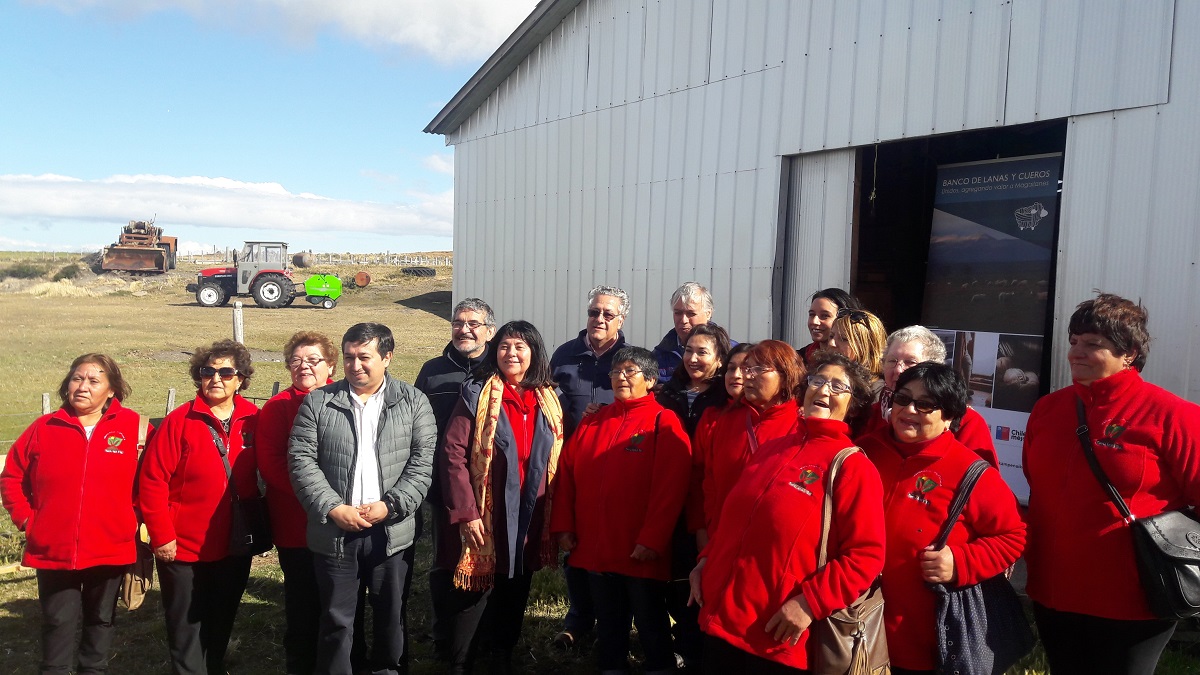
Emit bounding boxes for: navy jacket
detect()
[550,329,628,438]
[416,342,489,507]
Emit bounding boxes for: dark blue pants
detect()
[1033,602,1177,675]
[157,555,252,675]
[443,569,534,669]
[563,555,596,634]
[702,636,808,674]
[588,572,674,673]
[313,528,414,675]
[277,546,322,675]
[36,566,124,674]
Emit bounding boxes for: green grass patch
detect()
[51,264,81,281]
[0,262,49,280]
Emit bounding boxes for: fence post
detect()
[166,388,176,414]
[42,393,50,415]
[272,381,281,396]
[233,302,244,343]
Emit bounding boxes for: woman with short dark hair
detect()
[799,288,862,366]
[139,339,260,675]
[1,354,145,674]
[860,362,1025,674]
[1024,293,1200,675]
[437,320,565,673]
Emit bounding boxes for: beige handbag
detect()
[807,447,890,675]
[120,415,153,611]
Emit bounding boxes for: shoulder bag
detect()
[120,414,154,611]
[1074,398,1200,619]
[929,459,1034,675]
[808,446,890,675]
[209,424,273,557]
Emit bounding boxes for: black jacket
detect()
[550,329,629,439]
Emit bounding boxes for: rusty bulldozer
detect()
[100,220,178,273]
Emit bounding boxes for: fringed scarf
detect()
[453,374,563,591]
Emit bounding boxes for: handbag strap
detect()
[745,412,759,455]
[931,459,991,550]
[137,414,149,459]
[206,423,240,501]
[817,446,862,569]
[1074,398,1136,523]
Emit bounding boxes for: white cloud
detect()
[422,153,454,176]
[33,0,539,63]
[0,173,453,240]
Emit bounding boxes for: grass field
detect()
[0,252,1197,673]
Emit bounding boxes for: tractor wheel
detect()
[196,282,227,308]
[321,297,335,309]
[251,273,293,309]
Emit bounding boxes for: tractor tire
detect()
[401,266,436,277]
[251,273,293,309]
[196,282,227,308]
[321,297,336,309]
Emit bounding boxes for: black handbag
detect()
[1074,399,1200,619]
[930,459,1035,675]
[208,425,273,557]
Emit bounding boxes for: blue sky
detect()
[0,0,537,253]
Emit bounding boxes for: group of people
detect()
[2,282,1198,675]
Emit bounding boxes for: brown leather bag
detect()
[808,447,890,675]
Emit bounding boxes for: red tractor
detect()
[186,241,296,308]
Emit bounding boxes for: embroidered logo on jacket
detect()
[104,432,126,454]
[625,431,649,452]
[907,471,942,505]
[788,465,822,495]
[1096,418,1128,450]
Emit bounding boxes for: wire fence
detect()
[182,250,453,267]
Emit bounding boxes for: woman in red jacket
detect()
[255,331,336,675]
[139,339,259,675]
[1024,293,1200,675]
[701,340,804,537]
[688,351,884,672]
[691,341,753,549]
[1,354,143,674]
[860,362,1025,674]
[553,346,692,674]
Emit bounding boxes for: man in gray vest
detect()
[290,322,437,675]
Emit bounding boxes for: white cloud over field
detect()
[31,0,538,62]
[0,173,452,239]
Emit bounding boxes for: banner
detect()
[920,154,1062,500]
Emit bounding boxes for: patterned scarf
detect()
[453,374,563,591]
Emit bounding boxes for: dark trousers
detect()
[277,547,322,675]
[589,572,674,673]
[157,555,252,675]
[443,570,534,669]
[36,566,124,674]
[1033,602,1177,675]
[702,635,808,674]
[314,528,415,675]
[667,523,702,666]
[563,555,596,634]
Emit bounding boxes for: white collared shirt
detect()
[348,380,387,507]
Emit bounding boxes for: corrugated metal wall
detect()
[445,0,1196,398]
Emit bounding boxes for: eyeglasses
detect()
[588,308,622,321]
[892,391,941,414]
[608,367,643,379]
[743,365,775,377]
[836,308,870,324]
[807,374,852,395]
[288,356,326,369]
[200,366,242,380]
[451,320,489,331]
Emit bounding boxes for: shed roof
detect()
[423,0,584,136]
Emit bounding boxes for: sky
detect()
[0,0,539,254]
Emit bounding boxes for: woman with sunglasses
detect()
[255,331,337,675]
[798,288,863,367]
[859,362,1024,674]
[689,351,885,672]
[1,354,144,674]
[139,339,260,675]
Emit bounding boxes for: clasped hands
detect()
[329,502,389,532]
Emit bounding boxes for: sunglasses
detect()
[892,391,941,414]
[836,308,870,324]
[588,308,622,321]
[807,374,852,395]
[200,366,242,380]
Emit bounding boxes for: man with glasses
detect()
[548,284,632,650]
[289,322,437,675]
[415,298,496,662]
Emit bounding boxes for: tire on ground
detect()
[401,266,436,277]
[250,273,293,308]
[196,282,227,308]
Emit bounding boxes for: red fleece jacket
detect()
[861,428,1025,670]
[551,394,691,580]
[1023,368,1200,620]
[256,386,312,548]
[139,394,259,562]
[858,401,999,469]
[697,417,885,670]
[700,399,800,535]
[1,400,147,570]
